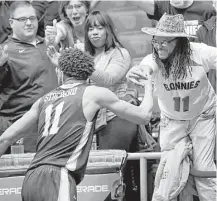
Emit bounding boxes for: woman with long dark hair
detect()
[85,11,143,201]
[84,10,136,151]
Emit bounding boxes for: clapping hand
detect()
[47,46,75,67]
[47,46,61,67]
[0,45,8,67]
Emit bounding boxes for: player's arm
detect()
[0,99,41,156]
[93,79,153,125]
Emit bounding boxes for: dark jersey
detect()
[28,83,96,184]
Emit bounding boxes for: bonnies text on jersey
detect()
[44,88,78,102]
[163,80,200,91]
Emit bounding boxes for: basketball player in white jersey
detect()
[127,13,216,201]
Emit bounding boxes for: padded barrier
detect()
[0,150,127,177]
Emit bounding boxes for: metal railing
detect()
[127,152,216,201]
[127,152,161,201]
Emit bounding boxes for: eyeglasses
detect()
[151,38,177,48]
[65,4,84,12]
[11,16,37,23]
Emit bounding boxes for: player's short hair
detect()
[58,48,95,80]
[9,1,36,18]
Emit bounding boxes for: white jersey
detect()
[140,42,216,120]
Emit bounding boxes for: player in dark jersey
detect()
[0,48,153,201]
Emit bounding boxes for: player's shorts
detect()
[22,165,77,201]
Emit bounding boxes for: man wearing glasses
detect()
[0,1,58,153]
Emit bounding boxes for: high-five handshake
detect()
[126,64,154,88]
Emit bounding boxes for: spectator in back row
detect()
[92,0,216,23]
[45,0,99,50]
[0,1,58,153]
[45,0,90,50]
[130,0,216,22]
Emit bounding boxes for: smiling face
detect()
[65,0,88,27]
[153,36,177,59]
[88,20,107,49]
[9,5,38,42]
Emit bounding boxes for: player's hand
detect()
[0,45,8,66]
[45,19,58,46]
[126,65,152,87]
[47,45,60,67]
